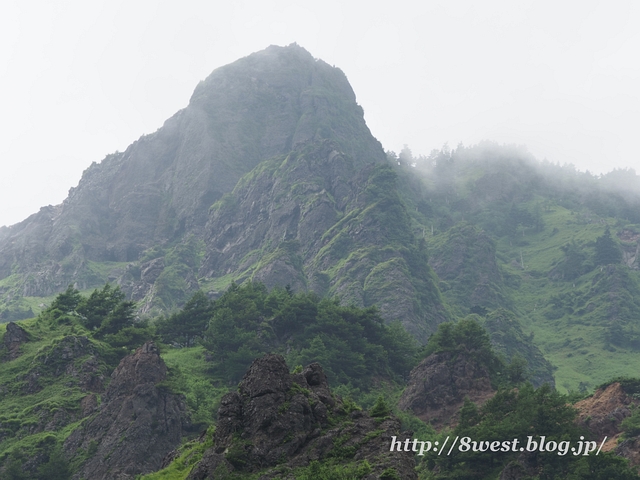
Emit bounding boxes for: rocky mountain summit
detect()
[0,43,445,339]
[187,354,417,480]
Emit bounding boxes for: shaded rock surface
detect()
[398,351,495,428]
[1,321,29,360]
[616,437,640,469]
[0,44,447,341]
[187,354,417,480]
[17,334,107,396]
[64,341,190,479]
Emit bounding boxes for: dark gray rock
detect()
[65,341,190,480]
[188,354,417,480]
[0,44,383,311]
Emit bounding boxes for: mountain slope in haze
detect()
[5,42,639,392]
[394,143,640,391]
[0,44,447,340]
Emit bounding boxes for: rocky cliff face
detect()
[64,342,190,479]
[187,354,417,479]
[0,45,376,294]
[397,351,495,428]
[0,44,447,339]
[1,44,380,271]
[1,322,29,360]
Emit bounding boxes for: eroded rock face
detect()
[64,341,190,480]
[616,437,640,468]
[575,382,635,454]
[2,322,29,360]
[188,354,416,480]
[0,44,385,311]
[398,351,495,428]
[0,45,448,340]
[33,335,106,392]
[199,142,447,342]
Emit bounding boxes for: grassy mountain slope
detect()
[395,143,640,392]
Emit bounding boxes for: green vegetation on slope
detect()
[157,281,420,389]
[420,383,640,479]
[393,142,640,393]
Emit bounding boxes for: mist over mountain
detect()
[3,43,640,479]
[0,44,447,340]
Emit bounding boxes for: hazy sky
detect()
[1,0,639,227]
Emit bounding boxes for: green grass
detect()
[490,202,640,393]
[137,426,215,480]
[159,346,230,426]
[0,317,113,469]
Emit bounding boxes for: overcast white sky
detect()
[1,0,639,227]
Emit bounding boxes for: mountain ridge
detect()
[2,44,425,326]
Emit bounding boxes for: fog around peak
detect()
[1,0,639,227]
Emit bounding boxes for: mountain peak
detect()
[0,45,388,318]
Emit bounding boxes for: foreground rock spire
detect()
[188,354,417,479]
[64,342,190,479]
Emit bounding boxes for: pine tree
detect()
[595,227,622,266]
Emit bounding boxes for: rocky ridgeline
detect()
[0,44,388,317]
[187,354,417,479]
[64,342,190,480]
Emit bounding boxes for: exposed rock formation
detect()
[1,321,29,360]
[64,342,190,479]
[0,44,385,310]
[398,351,495,428]
[618,229,640,270]
[22,335,106,394]
[616,437,640,469]
[576,382,633,450]
[187,354,417,479]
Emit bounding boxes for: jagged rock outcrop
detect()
[1,321,29,360]
[64,341,190,479]
[187,354,417,480]
[398,351,495,428]
[0,44,449,338]
[616,437,640,469]
[618,229,640,270]
[429,222,508,311]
